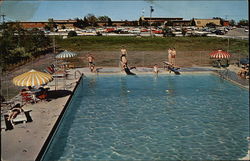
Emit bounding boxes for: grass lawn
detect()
[55,36,249,55]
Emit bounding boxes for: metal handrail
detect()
[74,70,82,79]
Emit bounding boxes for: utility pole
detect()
[1,14,6,24]
[149,6,154,37]
[53,35,56,53]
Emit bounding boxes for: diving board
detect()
[163,61,181,75]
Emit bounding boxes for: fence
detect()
[0,50,248,101]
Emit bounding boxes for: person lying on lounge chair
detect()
[7,104,23,123]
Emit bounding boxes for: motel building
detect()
[193,18,221,27]
[5,17,228,31]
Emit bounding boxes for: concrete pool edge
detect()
[35,68,248,160]
[37,70,249,160]
[35,74,84,161]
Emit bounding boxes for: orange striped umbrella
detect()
[13,69,53,86]
[209,50,231,59]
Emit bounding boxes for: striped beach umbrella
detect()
[209,50,231,59]
[13,69,53,86]
[55,50,77,59]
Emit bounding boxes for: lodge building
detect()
[6,17,226,30]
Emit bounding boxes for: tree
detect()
[98,16,112,26]
[48,18,57,31]
[237,19,249,27]
[98,16,110,21]
[0,23,51,71]
[85,14,98,27]
[229,19,236,26]
[73,18,88,28]
[108,18,112,26]
[191,18,196,26]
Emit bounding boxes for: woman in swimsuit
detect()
[168,48,172,65]
[8,104,23,122]
[120,46,127,57]
[171,48,176,66]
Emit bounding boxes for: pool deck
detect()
[1,67,249,161]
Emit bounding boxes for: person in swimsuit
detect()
[153,64,159,74]
[120,54,128,70]
[120,46,128,70]
[87,54,95,72]
[7,104,23,124]
[168,48,172,65]
[171,48,176,66]
[120,46,128,57]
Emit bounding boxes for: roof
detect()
[193,18,220,21]
[53,20,77,23]
[171,20,191,22]
[141,17,183,20]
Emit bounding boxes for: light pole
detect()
[150,6,154,37]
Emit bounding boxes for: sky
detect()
[0,0,249,22]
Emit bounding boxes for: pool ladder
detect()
[74,70,84,79]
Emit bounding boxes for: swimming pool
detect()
[42,74,249,160]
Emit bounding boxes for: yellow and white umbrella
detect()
[13,69,53,86]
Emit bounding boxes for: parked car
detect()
[215,30,225,35]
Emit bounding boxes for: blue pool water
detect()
[43,74,249,160]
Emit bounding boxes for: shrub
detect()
[68,31,77,37]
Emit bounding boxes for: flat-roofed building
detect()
[171,20,192,27]
[53,20,76,29]
[139,16,183,26]
[97,20,138,26]
[193,19,221,27]
[7,21,48,29]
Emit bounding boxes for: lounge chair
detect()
[44,65,68,78]
[36,87,49,100]
[1,114,7,131]
[12,112,28,125]
[2,114,14,130]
